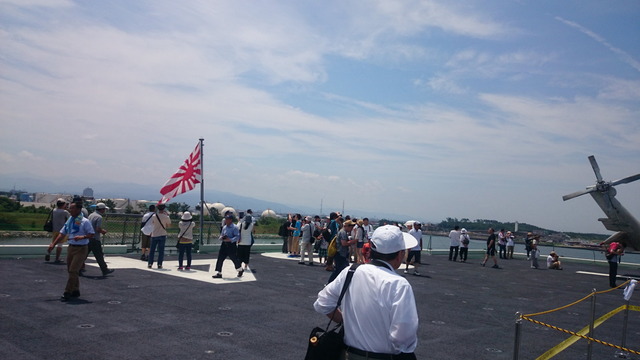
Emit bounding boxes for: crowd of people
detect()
[41,201,628,359]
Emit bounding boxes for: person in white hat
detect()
[459,228,470,262]
[314,225,419,358]
[177,211,195,270]
[86,202,114,277]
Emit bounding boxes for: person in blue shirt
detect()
[48,202,94,301]
[212,215,244,279]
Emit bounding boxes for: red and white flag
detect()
[159,142,202,204]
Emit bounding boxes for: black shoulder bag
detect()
[305,264,359,360]
[43,209,54,232]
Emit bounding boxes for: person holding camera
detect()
[212,214,244,279]
[148,203,171,269]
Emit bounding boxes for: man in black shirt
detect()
[481,227,500,269]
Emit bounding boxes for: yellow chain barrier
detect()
[516,279,639,358]
[523,280,630,318]
[521,311,640,358]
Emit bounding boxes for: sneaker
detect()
[413,272,420,276]
[307,263,315,266]
[403,270,408,274]
[45,254,50,262]
[212,273,222,278]
[492,265,500,269]
[157,265,162,269]
[481,262,486,267]
[140,255,146,261]
[237,269,244,278]
[185,267,190,270]
[298,262,305,265]
[178,267,183,270]
[148,265,152,269]
[60,292,72,301]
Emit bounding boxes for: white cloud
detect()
[556,16,640,73]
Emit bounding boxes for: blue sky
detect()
[1,0,639,234]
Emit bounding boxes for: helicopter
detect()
[562,155,640,251]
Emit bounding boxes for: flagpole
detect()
[198,138,204,252]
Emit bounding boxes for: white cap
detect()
[370,225,418,254]
[96,202,109,210]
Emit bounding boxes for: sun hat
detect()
[370,225,418,254]
[461,228,467,234]
[343,220,356,227]
[413,221,421,226]
[181,212,192,221]
[96,202,109,210]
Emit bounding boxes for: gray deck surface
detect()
[1,251,639,360]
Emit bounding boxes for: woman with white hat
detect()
[459,228,470,262]
[177,212,195,270]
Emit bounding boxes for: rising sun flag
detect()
[159,142,202,204]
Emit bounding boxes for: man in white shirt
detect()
[139,204,155,261]
[362,218,373,241]
[314,225,419,359]
[448,225,461,261]
[405,221,423,276]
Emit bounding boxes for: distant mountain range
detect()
[0,173,412,221]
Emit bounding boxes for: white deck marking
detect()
[576,270,608,277]
[85,256,256,285]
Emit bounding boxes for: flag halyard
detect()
[159,142,202,204]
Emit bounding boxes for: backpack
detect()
[327,236,338,258]
[605,242,621,260]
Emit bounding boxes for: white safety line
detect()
[85,256,256,285]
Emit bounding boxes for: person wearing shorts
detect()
[481,227,500,269]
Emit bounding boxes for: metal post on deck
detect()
[513,312,522,360]
[616,282,632,359]
[587,288,597,360]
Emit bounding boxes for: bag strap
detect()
[155,212,166,230]
[325,263,360,331]
[177,222,192,239]
[141,213,153,228]
[44,208,53,224]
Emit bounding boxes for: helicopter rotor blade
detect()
[588,155,603,182]
[562,187,596,201]
[610,173,640,187]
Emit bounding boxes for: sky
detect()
[1,0,639,235]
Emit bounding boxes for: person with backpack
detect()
[237,209,255,272]
[459,228,470,262]
[139,204,155,261]
[148,203,171,269]
[299,216,315,266]
[278,216,290,253]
